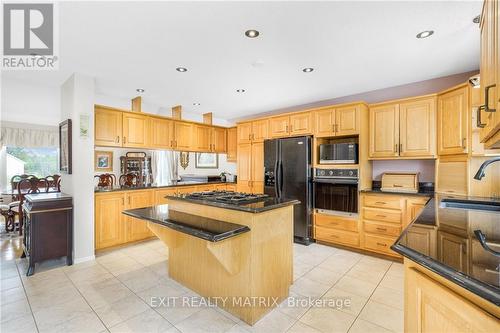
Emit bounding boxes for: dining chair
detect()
[94,173,116,189]
[119,173,139,188]
[15,177,49,236]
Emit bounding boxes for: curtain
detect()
[1,122,58,148]
[152,150,178,186]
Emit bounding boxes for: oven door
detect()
[313,178,358,214]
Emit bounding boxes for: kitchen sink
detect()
[440,198,500,212]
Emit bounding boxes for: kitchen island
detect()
[123,192,299,325]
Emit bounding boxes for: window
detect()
[6,147,59,183]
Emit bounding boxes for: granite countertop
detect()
[24,192,73,202]
[392,194,500,306]
[166,194,300,213]
[123,205,250,242]
[94,180,235,193]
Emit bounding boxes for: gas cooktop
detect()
[184,191,269,204]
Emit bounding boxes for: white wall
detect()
[1,76,61,126]
[60,73,96,263]
[178,152,236,177]
[372,160,435,183]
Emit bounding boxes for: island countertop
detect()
[123,205,250,242]
[391,194,500,306]
[165,194,300,213]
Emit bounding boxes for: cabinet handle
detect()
[116,136,120,143]
[376,242,387,247]
[122,198,124,205]
[290,125,293,132]
[285,125,288,132]
[476,105,486,128]
[376,227,387,231]
[252,133,255,140]
[394,144,398,153]
[335,124,338,132]
[376,214,386,218]
[484,84,497,113]
[332,124,335,132]
[375,201,386,205]
[399,143,403,152]
[123,136,126,144]
[462,138,466,149]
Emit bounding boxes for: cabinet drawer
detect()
[363,207,402,224]
[363,221,401,237]
[363,195,404,210]
[314,213,358,232]
[364,234,399,256]
[314,226,359,247]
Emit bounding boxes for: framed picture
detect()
[195,153,218,169]
[59,119,72,174]
[94,151,113,172]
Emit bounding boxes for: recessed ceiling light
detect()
[416,30,434,39]
[193,102,201,106]
[473,15,481,24]
[236,89,246,93]
[245,30,260,38]
[176,67,188,72]
[136,88,145,93]
[302,68,314,73]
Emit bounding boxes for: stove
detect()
[185,191,269,204]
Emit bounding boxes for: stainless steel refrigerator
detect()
[264,136,313,244]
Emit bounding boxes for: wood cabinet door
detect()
[437,87,469,155]
[436,158,469,195]
[193,125,211,151]
[95,193,125,249]
[479,0,499,143]
[400,97,436,157]
[95,108,122,147]
[437,231,469,273]
[123,113,149,148]
[369,104,400,158]
[154,188,178,205]
[174,122,193,150]
[251,119,269,142]
[314,109,335,137]
[212,127,227,153]
[125,190,154,242]
[237,143,252,191]
[270,116,290,138]
[226,127,237,162]
[289,112,312,136]
[251,142,264,193]
[237,122,252,144]
[404,226,435,257]
[335,105,359,136]
[150,117,174,149]
[405,268,499,333]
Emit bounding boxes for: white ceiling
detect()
[3,1,482,121]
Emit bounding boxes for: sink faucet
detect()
[473,157,500,180]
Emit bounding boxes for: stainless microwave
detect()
[319,143,358,164]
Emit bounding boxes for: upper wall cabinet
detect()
[399,97,436,157]
[237,119,269,144]
[369,97,437,159]
[479,0,500,148]
[122,112,149,148]
[269,112,312,138]
[149,116,174,149]
[174,121,194,150]
[193,125,212,151]
[95,107,123,147]
[211,127,227,153]
[314,104,360,137]
[226,127,237,162]
[437,86,469,156]
[369,103,400,158]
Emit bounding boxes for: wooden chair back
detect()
[119,173,138,188]
[44,175,61,192]
[94,174,116,188]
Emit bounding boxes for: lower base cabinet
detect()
[405,264,499,332]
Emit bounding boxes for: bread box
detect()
[381,172,419,193]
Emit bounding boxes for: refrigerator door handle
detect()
[274,160,279,197]
[278,160,284,198]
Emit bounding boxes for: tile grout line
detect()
[13,258,41,333]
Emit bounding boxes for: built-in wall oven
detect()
[313,168,358,216]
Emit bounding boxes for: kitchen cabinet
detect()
[405,266,499,333]
[479,0,500,147]
[270,113,312,138]
[314,108,335,137]
[237,122,252,144]
[437,86,469,155]
[314,105,361,137]
[154,188,178,205]
[270,115,290,138]
[125,190,154,242]
[399,97,436,157]
[122,112,149,148]
[95,107,123,147]
[95,192,125,250]
[150,116,174,149]
[193,125,212,151]
[236,142,263,193]
[369,103,400,158]
[370,97,437,159]
[437,230,469,273]
[237,120,269,144]
[174,121,194,150]
[226,127,237,162]
[436,157,469,195]
[404,225,436,257]
[406,197,428,226]
[211,127,227,153]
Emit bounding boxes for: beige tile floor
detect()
[1,239,404,333]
